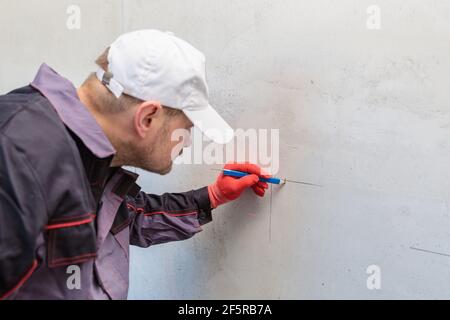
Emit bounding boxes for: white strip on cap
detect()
[96,69,124,98]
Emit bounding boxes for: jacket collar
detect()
[30,63,116,159]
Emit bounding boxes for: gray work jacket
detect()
[0,64,213,300]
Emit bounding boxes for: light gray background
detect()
[1,0,450,299]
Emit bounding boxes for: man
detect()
[0,30,270,299]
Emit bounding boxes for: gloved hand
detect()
[208,162,271,209]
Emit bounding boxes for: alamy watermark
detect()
[171,127,280,175]
[66,5,81,30]
[366,265,381,290]
[66,265,81,290]
[366,5,381,30]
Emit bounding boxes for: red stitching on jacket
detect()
[143,211,198,217]
[45,218,93,230]
[126,203,198,216]
[126,204,144,213]
[0,259,38,300]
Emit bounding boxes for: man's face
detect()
[126,106,193,175]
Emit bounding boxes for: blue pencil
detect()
[213,169,322,187]
[222,169,284,184]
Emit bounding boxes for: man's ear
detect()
[134,101,162,138]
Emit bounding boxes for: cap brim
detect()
[183,104,234,144]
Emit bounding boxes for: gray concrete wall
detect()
[2,0,450,299]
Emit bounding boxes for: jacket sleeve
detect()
[0,134,46,299]
[126,186,213,248]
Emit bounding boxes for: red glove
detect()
[208,162,271,209]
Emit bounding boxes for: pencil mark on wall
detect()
[410,246,450,258]
[445,200,450,218]
[269,183,273,243]
[268,156,274,243]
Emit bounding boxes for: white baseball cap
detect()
[96,29,234,144]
